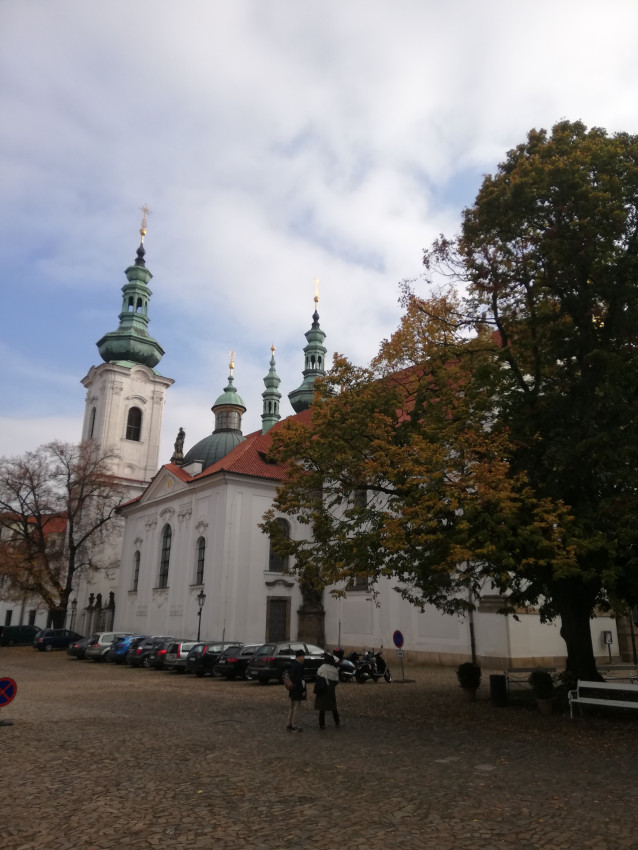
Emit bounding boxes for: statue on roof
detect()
[171,427,185,464]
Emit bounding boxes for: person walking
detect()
[314,653,340,729]
[286,648,306,732]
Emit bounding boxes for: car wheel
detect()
[142,656,152,669]
[8,640,15,647]
[105,654,114,663]
[245,669,255,681]
[44,644,53,652]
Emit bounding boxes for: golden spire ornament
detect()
[139,204,151,242]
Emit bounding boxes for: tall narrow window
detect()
[89,407,97,439]
[126,407,142,441]
[132,551,141,591]
[268,518,290,572]
[195,537,205,585]
[158,525,171,588]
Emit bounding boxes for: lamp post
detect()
[196,590,206,641]
[70,598,78,630]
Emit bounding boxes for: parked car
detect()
[0,624,42,646]
[85,632,135,662]
[164,640,200,673]
[246,641,327,684]
[185,641,242,677]
[214,644,261,680]
[105,634,146,664]
[128,636,176,668]
[33,629,84,652]
[67,635,93,659]
[147,637,175,670]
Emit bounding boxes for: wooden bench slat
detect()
[569,679,638,718]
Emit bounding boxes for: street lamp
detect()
[196,589,206,641]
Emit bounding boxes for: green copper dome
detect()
[97,242,165,368]
[182,430,245,469]
[213,373,245,409]
[182,367,246,469]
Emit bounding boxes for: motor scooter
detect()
[354,649,392,683]
[332,648,356,682]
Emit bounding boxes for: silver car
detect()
[84,632,135,662]
[163,640,199,672]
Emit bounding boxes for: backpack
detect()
[283,671,295,692]
[313,675,327,695]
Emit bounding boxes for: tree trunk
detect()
[49,608,66,629]
[556,581,601,681]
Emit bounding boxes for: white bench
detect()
[568,680,638,719]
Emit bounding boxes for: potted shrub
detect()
[528,669,554,715]
[457,661,481,701]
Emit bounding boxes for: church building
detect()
[1,221,622,667]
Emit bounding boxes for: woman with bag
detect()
[314,653,340,730]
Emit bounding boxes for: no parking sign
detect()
[0,677,17,726]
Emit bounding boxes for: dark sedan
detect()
[214,644,261,680]
[185,641,241,677]
[127,635,175,668]
[246,641,327,684]
[67,635,92,659]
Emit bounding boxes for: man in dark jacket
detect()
[286,649,306,732]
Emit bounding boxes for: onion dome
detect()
[182,354,246,469]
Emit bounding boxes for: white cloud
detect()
[3,0,638,460]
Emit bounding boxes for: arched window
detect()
[136,297,143,313]
[195,537,206,585]
[88,407,97,439]
[268,518,290,572]
[158,525,171,588]
[126,407,142,441]
[132,551,140,591]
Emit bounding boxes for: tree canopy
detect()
[264,120,638,679]
[0,441,124,625]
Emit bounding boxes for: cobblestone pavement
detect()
[1,649,638,850]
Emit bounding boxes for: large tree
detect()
[454,120,638,677]
[265,121,638,680]
[0,441,124,626]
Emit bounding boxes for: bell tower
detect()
[80,209,173,494]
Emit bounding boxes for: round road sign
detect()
[392,630,404,649]
[0,677,17,708]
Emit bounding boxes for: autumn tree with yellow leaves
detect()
[265,121,638,680]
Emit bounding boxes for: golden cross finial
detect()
[140,204,151,241]
[271,344,276,355]
[314,277,320,305]
[229,350,235,375]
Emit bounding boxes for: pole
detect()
[197,609,202,642]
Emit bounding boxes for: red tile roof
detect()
[191,408,313,483]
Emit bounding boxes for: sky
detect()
[2,1,638,465]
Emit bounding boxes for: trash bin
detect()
[490,674,508,707]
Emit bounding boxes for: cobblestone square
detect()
[1,649,637,849]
